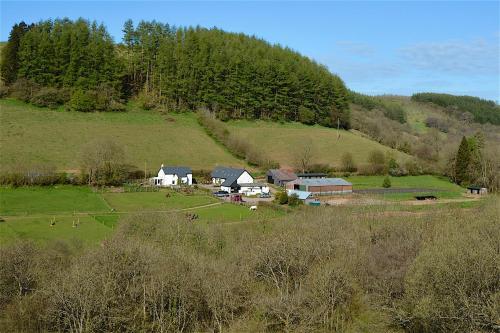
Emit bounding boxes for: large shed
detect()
[267,169,297,186]
[285,178,352,195]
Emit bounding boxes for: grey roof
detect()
[292,178,352,186]
[239,183,267,187]
[267,169,297,181]
[211,166,247,187]
[161,166,192,177]
[297,172,327,178]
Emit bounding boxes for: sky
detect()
[1,1,499,101]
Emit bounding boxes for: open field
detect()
[346,175,463,191]
[0,99,244,171]
[0,185,109,215]
[226,119,410,168]
[102,190,219,212]
[0,185,284,244]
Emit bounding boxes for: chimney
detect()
[161,163,164,168]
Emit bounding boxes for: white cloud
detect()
[399,38,499,75]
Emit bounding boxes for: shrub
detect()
[30,87,68,108]
[399,210,499,332]
[382,176,391,188]
[0,84,8,98]
[9,78,39,102]
[341,152,357,172]
[365,150,386,175]
[275,190,288,205]
[298,106,315,125]
[68,89,96,112]
[137,90,160,110]
[287,193,302,206]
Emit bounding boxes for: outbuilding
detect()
[267,169,297,186]
[296,172,327,179]
[239,183,270,196]
[286,178,352,195]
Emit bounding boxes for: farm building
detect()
[296,172,327,179]
[267,169,297,186]
[152,165,193,186]
[286,178,352,195]
[211,167,269,194]
[467,186,487,195]
[286,189,312,200]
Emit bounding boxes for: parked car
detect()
[213,190,229,197]
[259,192,271,198]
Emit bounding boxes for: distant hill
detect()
[411,93,500,125]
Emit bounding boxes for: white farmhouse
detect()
[153,165,193,186]
[211,166,269,195]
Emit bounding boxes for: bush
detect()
[0,85,8,98]
[137,90,160,110]
[30,87,68,108]
[8,78,39,102]
[275,190,288,205]
[399,211,499,332]
[382,176,391,188]
[287,193,302,206]
[364,150,386,175]
[298,106,315,125]
[68,89,96,112]
[341,152,357,172]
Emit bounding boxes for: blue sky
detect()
[1,1,499,100]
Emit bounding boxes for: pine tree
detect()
[454,136,471,185]
[1,22,30,84]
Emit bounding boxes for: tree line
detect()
[411,92,500,125]
[1,18,351,128]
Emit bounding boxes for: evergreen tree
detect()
[454,136,471,185]
[0,22,30,84]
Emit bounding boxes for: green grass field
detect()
[102,190,218,211]
[0,185,109,215]
[226,119,409,168]
[0,185,284,245]
[0,98,244,171]
[346,175,463,191]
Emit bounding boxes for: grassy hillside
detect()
[226,119,409,168]
[0,99,244,171]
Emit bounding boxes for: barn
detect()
[285,178,352,195]
[267,169,297,186]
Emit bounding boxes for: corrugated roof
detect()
[297,172,327,178]
[161,166,192,177]
[239,183,267,187]
[267,169,297,181]
[287,189,311,200]
[291,178,352,186]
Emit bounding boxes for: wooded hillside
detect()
[0,18,350,128]
[411,92,500,125]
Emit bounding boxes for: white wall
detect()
[237,171,254,184]
[156,169,192,186]
[239,185,270,195]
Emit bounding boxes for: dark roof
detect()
[467,185,482,190]
[160,166,192,177]
[211,166,247,187]
[267,169,297,181]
